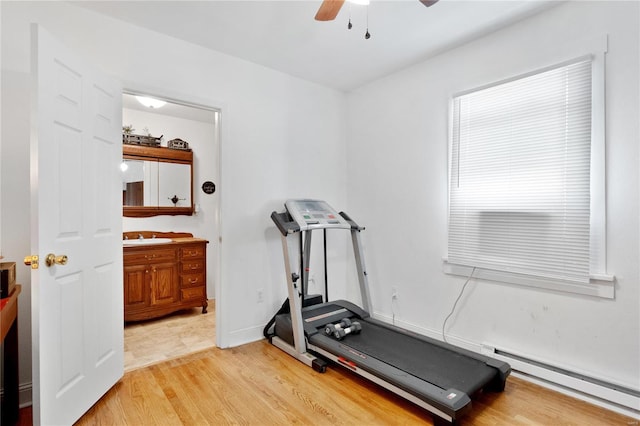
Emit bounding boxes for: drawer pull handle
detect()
[189,278,198,283]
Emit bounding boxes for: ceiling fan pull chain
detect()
[365,4,371,39]
[348,3,353,29]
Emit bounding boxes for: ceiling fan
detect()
[315,0,439,21]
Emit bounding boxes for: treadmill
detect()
[266,199,510,425]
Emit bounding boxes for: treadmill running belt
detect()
[340,321,497,395]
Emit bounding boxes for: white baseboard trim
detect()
[226,324,264,348]
[0,381,33,408]
[19,381,32,408]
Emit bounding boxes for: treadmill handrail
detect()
[271,211,300,236]
[339,211,365,231]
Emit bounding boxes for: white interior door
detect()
[30,24,123,425]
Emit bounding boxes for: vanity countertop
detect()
[122,231,208,245]
[164,237,209,244]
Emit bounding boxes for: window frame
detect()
[444,40,614,299]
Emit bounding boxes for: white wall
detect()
[4,0,637,414]
[1,0,347,404]
[122,107,219,297]
[346,0,639,398]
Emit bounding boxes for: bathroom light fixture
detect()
[135,96,166,109]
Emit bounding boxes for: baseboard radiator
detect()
[481,344,640,417]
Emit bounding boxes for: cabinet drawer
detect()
[180,245,205,259]
[124,249,176,265]
[181,260,204,273]
[181,286,205,301]
[181,273,204,288]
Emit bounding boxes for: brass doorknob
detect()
[24,255,39,269]
[45,253,68,267]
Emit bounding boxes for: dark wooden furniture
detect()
[123,181,144,206]
[123,232,208,322]
[1,285,21,425]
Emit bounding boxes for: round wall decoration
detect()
[201,181,216,194]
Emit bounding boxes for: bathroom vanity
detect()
[123,231,208,322]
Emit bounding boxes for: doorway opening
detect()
[121,92,221,371]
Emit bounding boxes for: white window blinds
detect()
[448,58,593,283]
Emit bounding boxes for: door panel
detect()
[150,263,179,306]
[124,265,147,307]
[31,24,123,425]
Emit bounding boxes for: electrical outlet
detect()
[257,288,264,303]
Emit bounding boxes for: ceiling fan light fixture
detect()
[135,96,166,109]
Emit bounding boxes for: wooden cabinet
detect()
[179,244,207,305]
[123,232,208,322]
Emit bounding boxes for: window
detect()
[446,55,612,297]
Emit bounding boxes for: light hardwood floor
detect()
[73,340,635,425]
[15,304,637,425]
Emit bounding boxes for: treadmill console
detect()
[285,199,351,231]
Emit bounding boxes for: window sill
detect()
[442,260,614,299]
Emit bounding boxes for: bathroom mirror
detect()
[122,144,193,217]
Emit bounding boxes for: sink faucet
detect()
[138,234,144,240]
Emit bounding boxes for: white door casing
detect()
[30,24,123,425]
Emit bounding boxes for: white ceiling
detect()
[122,93,217,123]
[78,0,560,92]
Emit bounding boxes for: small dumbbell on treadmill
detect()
[324,318,362,340]
[324,318,349,337]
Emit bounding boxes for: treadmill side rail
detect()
[280,232,306,355]
[271,336,326,373]
[308,341,470,424]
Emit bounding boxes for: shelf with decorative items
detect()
[122,125,163,147]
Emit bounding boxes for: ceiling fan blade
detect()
[419,0,439,7]
[315,0,346,21]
